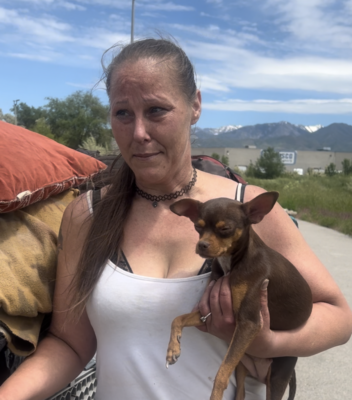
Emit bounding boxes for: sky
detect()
[1,0,352,129]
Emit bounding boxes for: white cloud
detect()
[197,75,230,93]
[0,7,73,44]
[183,39,352,95]
[60,2,86,11]
[145,2,193,11]
[76,0,193,11]
[9,0,86,10]
[7,52,54,62]
[0,6,130,64]
[202,98,352,114]
[263,0,352,54]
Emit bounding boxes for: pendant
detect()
[152,201,158,208]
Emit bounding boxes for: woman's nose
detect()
[133,117,151,142]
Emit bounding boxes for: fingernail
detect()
[209,280,215,287]
[261,279,269,290]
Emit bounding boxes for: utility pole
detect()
[13,99,20,126]
[131,0,135,43]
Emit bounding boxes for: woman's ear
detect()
[191,90,202,125]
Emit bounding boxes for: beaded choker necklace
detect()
[135,168,197,208]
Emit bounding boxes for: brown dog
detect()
[166,192,312,400]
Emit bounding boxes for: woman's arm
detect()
[0,196,97,400]
[197,185,352,359]
[245,185,352,358]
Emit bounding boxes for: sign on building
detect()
[279,151,296,165]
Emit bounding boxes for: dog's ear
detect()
[170,199,202,223]
[242,191,279,224]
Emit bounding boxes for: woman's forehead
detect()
[113,57,171,81]
[109,58,181,97]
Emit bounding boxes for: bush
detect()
[342,159,352,175]
[211,153,220,160]
[249,147,285,179]
[221,155,229,166]
[325,163,337,176]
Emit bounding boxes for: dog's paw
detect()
[165,354,180,368]
[166,340,181,368]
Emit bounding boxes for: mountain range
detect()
[191,122,352,152]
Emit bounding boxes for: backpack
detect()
[191,155,247,184]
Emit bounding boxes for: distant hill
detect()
[191,122,352,152]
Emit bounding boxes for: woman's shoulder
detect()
[197,169,240,200]
[60,191,92,242]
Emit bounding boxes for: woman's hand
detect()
[194,277,273,382]
[194,275,236,342]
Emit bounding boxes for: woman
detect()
[0,38,351,400]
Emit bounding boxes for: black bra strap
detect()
[92,189,102,209]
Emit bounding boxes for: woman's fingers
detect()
[195,276,236,341]
[194,280,215,332]
[260,279,270,329]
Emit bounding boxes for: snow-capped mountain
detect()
[213,125,242,135]
[192,122,352,152]
[298,124,323,133]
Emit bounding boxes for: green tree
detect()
[211,153,220,160]
[31,117,66,143]
[253,147,285,179]
[44,91,111,149]
[325,163,337,176]
[10,102,45,129]
[245,161,256,178]
[221,155,229,166]
[341,159,352,175]
[0,108,16,125]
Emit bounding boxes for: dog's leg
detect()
[210,283,262,400]
[234,362,249,400]
[166,311,203,367]
[269,357,297,400]
[210,319,260,400]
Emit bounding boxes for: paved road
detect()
[288,220,352,400]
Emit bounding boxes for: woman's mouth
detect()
[133,152,160,159]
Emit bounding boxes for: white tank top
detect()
[86,261,265,400]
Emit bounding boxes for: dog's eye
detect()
[219,226,231,233]
[194,225,203,233]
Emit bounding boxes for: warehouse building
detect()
[191,147,352,174]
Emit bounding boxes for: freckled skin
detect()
[108,58,201,194]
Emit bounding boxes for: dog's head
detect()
[170,192,279,258]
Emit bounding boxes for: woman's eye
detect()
[115,109,129,117]
[149,106,164,114]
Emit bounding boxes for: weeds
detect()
[244,174,352,236]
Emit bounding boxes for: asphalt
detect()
[285,220,352,400]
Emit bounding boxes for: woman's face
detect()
[109,58,201,188]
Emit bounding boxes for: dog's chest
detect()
[217,256,232,275]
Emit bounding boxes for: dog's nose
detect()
[197,241,210,251]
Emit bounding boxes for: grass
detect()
[243,173,352,236]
